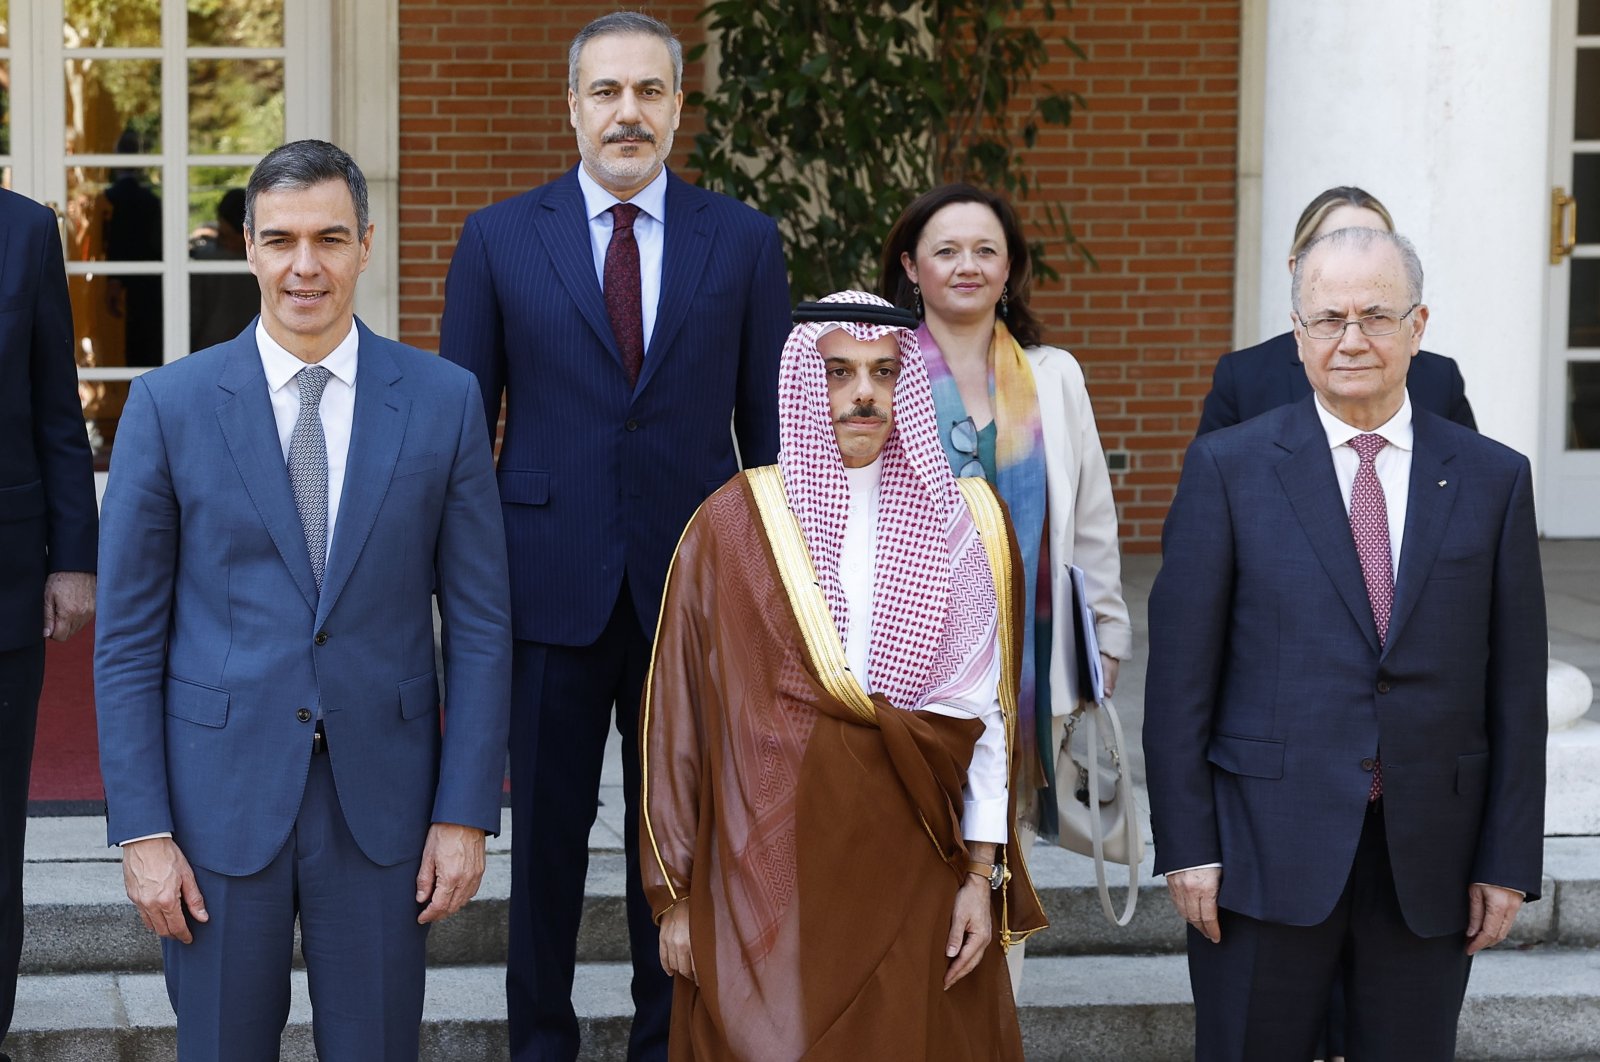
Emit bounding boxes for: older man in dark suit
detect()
[438,11,788,1061]
[0,188,98,1062]
[1145,226,1547,1060]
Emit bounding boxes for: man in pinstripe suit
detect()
[438,12,789,1061]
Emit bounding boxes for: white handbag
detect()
[1055,694,1143,926]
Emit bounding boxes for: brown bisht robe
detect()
[641,468,1047,1062]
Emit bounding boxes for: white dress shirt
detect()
[577,164,667,356]
[257,319,359,561]
[839,458,1009,843]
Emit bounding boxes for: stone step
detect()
[8,949,1600,1061]
[22,827,1600,974]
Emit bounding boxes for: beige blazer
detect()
[1026,344,1133,715]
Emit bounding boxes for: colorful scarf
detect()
[919,320,1055,830]
[777,291,998,712]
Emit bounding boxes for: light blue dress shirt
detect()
[577,164,667,357]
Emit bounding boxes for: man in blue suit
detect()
[1145,227,1546,1060]
[0,189,98,1062]
[96,141,512,1061]
[438,12,788,1060]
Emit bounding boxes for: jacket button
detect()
[296,707,312,723]
[1360,757,1375,771]
[625,419,639,432]
[315,631,329,646]
[1376,680,1391,694]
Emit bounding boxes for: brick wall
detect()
[1026,1,1241,549]
[395,0,1243,551]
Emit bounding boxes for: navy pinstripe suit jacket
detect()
[439,166,789,645]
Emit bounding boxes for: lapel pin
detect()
[1438,479,1447,487]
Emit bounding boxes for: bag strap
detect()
[1081,695,1140,926]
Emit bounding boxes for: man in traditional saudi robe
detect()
[640,290,1047,1061]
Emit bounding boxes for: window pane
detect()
[1577,155,1600,246]
[65,58,162,154]
[1572,258,1600,349]
[1582,0,1600,35]
[81,380,130,472]
[189,167,258,351]
[1579,50,1600,142]
[188,0,284,47]
[1,60,9,155]
[0,0,8,47]
[189,59,283,154]
[64,0,161,48]
[67,166,163,262]
[70,274,164,371]
[1569,363,1600,450]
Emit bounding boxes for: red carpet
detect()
[30,621,104,812]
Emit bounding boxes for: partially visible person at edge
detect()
[880,184,1132,991]
[437,13,789,1058]
[640,290,1047,1061]
[0,187,99,1062]
[1197,185,1475,436]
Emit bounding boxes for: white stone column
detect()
[1242,0,1552,468]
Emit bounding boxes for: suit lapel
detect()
[1274,399,1382,654]
[1385,414,1458,653]
[536,168,623,369]
[637,173,711,395]
[215,334,320,613]
[316,321,410,627]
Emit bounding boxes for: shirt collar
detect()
[841,454,885,499]
[257,320,359,394]
[577,163,668,225]
[1313,390,1413,453]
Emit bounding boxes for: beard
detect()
[576,121,673,191]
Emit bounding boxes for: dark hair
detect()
[1290,186,1394,259]
[877,183,1043,347]
[217,188,246,232]
[244,140,369,238]
[569,11,684,95]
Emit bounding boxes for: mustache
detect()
[837,403,887,423]
[603,124,656,144]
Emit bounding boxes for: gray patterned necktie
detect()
[289,365,333,591]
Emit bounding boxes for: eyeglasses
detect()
[950,417,985,478]
[1298,303,1420,340]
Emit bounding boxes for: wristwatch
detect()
[964,859,1005,891]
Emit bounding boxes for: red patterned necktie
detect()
[1348,432,1392,802]
[604,202,644,386]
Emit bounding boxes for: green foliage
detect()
[688,0,1085,301]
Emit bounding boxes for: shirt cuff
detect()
[117,832,173,846]
[961,796,1009,844]
[1474,882,1527,899]
[1164,863,1221,876]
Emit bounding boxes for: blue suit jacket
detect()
[95,320,512,876]
[439,167,788,645]
[0,190,97,649]
[1145,397,1546,937]
[1197,330,1476,435]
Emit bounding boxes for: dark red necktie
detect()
[604,203,644,386]
[1348,432,1393,802]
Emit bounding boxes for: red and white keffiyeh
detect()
[777,290,999,711]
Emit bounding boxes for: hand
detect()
[42,571,95,642]
[122,836,208,944]
[415,822,487,924]
[1466,883,1523,955]
[943,876,993,990]
[1166,866,1222,943]
[658,901,695,982]
[1099,653,1120,698]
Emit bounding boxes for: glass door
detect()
[15,0,327,471]
[1546,0,1600,534]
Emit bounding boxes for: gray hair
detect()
[568,11,683,95]
[244,140,369,238]
[1292,226,1423,317]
